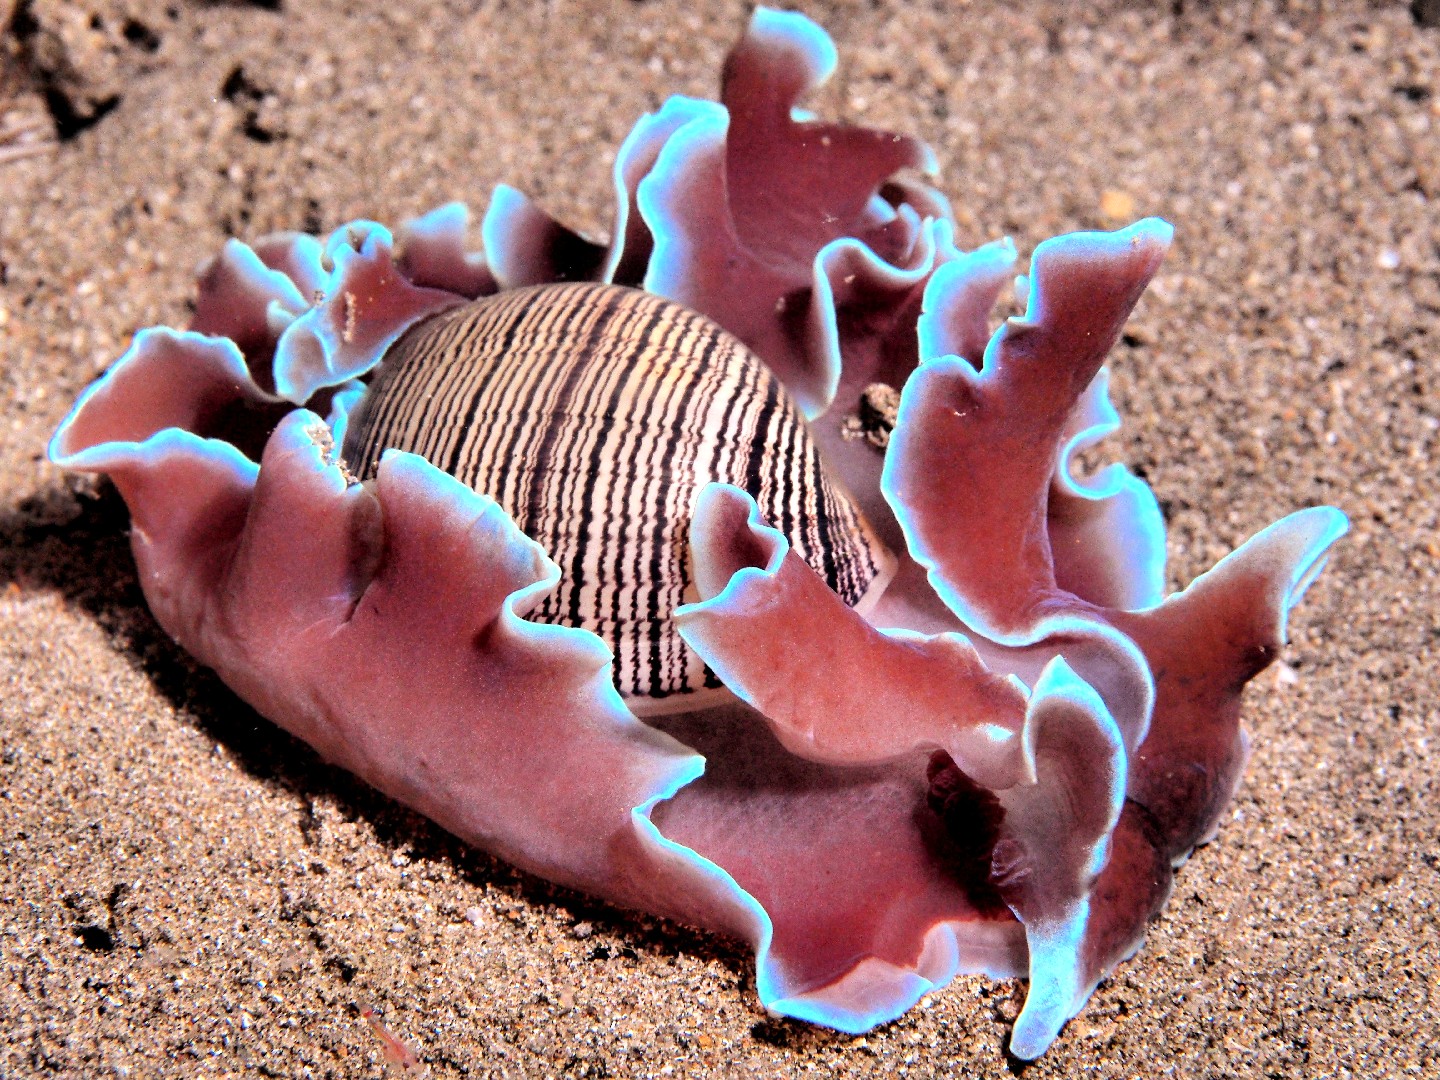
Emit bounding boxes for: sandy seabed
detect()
[1,1,1437,1076]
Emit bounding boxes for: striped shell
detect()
[342,282,893,712]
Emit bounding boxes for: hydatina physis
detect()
[47,6,1346,1061]
[341,281,895,711]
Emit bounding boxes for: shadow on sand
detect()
[0,476,762,986]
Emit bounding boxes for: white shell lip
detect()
[624,541,898,720]
[600,487,900,718]
[849,542,901,622]
[627,682,740,719]
[633,498,900,720]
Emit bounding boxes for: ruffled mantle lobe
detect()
[48,7,1346,1061]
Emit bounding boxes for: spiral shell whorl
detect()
[343,283,890,709]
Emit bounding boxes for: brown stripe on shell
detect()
[343,283,893,711]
